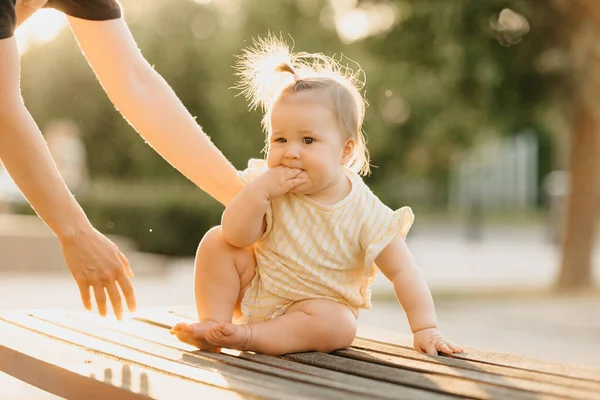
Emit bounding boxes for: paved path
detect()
[401,223,600,291]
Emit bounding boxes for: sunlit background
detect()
[2,0,600,397]
[15,8,66,53]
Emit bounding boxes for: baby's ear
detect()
[341,139,355,164]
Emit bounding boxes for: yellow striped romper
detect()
[237,159,414,324]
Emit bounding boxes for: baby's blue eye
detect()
[274,137,287,143]
[303,137,314,144]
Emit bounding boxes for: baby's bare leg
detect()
[205,299,357,355]
[194,226,256,322]
[170,226,256,350]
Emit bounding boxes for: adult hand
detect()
[59,227,136,320]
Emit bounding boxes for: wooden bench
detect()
[1,306,599,399]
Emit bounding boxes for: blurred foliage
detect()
[77,180,223,255]
[17,180,223,255]
[19,0,566,255]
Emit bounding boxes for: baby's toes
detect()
[216,323,235,337]
[204,326,221,345]
[169,322,187,334]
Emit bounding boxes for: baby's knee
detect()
[197,226,228,255]
[328,313,357,350]
[195,226,255,276]
[311,304,357,352]
[314,324,356,352]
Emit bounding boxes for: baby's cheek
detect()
[265,158,279,169]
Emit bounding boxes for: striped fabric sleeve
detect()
[237,158,273,241]
[361,205,414,276]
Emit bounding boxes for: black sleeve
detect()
[44,0,121,21]
[0,0,16,40]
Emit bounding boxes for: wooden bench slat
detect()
[357,325,600,382]
[350,338,600,393]
[5,305,596,400]
[285,351,570,400]
[0,320,253,400]
[334,347,599,400]
[153,308,563,400]
[1,313,356,400]
[38,311,426,400]
[133,309,456,400]
[63,311,447,400]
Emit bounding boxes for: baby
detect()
[171,36,462,356]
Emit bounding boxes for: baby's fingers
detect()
[282,176,305,191]
[436,340,463,354]
[283,167,304,178]
[436,341,453,354]
[446,342,464,353]
[417,341,438,355]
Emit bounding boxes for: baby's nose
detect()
[284,145,300,158]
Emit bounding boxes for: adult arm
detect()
[67,17,244,206]
[0,36,135,319]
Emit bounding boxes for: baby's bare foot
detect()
[205,323,252,350]
[170,321,222,352]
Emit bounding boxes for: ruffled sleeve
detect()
[361,206,414,276]
[237,159,273,241]
[237,158,269,184]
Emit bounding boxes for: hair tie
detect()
[293,72,302,81]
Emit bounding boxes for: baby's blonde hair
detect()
[235,34,371,176]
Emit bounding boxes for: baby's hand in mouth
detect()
[296,170,308,180]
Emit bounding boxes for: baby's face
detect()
[267,92,350,197]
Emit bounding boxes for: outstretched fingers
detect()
[106,281,124,320]
[117,273,136,314]
[93,284,108,317]
[119,251,134,278]
[76,279,92,311]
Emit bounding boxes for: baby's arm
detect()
[221,166,305,248]
[221,182,270,248]
[376,237,463,355]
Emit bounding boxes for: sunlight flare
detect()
[15,9,67,53]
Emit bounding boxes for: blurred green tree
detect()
[552,0,599,290]
[21,0,559,194]
[20,0,593,273]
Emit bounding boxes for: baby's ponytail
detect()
[235,35,298,111]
